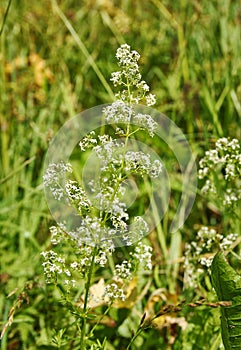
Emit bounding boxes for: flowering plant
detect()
[42,44,161,349]
[199,137,241,208]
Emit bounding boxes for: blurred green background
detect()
[0,0,240,349]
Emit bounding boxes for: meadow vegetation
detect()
[0,1,240,349]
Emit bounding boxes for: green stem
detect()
[126,313,158,349]
[0,0,12,36]
[126,326,143,350]
[102,106,132,224]
[89,302,113,338]
[80,245,98,350]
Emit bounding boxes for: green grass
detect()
[0,0,240,349]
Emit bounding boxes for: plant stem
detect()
[89,303,113,338]
[0,0,13,36]
[126,327,143,350]
[80,245,98,350]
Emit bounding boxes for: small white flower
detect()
[64,269,71,276]
[79,131,97,151]
[70,262,79,269]
[110,71,122,86]
[223,189,239,206]
[137,80,150,92]
[95,251,108,267]
[105,283,126,301]
[201,180,216,195]
[216,137,229,151]
[115,260,132,280]
[220,233,238,250]
[225,162,235,180]
[199,257,213,268]
[131,241,152,270]
[145,93,156,106]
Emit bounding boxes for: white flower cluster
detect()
[199,257,213,268]
[183,226,238,289]
[42,223,153,301]
[145,94,156,107]
[131,241,153,270]
[103,100,133,124]
[120,218,149,246]
[132,113,157,137]
[102,242,152,302]
[105,283,126,301]
[79,131,97,152]
[94,190,129,230]
[63,135,161,246]
[216,137,240,152]
[114,260,132,280]
[94,249,108,267]
[197,226,222,250]
[220,232,238,250]
[223,188,241,206]
[65,180,91,214]
[44,162,93,218]
[42,44,156,302]
[94,138,124,172]
[199,137,241,207]
[103,101,158,137]
[46,167,149,247]
[50,225,65,245]
[70,245,95,271]
[105,46,158,141]
[70,216,109,246]
[200,179,216,195]
[124,151,162,178]
[41,250,75,288]
[42,227,114,280]
[110,44,156,106]
[43,161,72,200]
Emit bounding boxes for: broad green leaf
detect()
[211,252,241,349]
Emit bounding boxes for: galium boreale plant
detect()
[198,137,241,232]
[183,225,238,291]
[199,138,241,349]
[182,138,241,349]
[184,137,241,293]
[42,44,161,349]
[180,139,241,349]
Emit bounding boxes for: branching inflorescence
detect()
[184,137,241,290]
[199,137,241,207]
[42,44,161,348]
